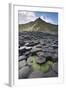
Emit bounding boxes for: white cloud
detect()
[40,16,56,25]
[18,11,38,24]
[18,11,57,25]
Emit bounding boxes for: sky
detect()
[18,11,58,25]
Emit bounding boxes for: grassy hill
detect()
[19,17,58,33]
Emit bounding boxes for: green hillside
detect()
[19,17,58,33]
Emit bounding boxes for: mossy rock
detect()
[47,60,53,66]
[40,61,53,73]
[27,56,54,73]
[40,63,50,73]
[32,62,41,71]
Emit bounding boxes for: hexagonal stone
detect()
[36,56,46,64]
[19,60,27,69]
[28,71,44,78]
[19,66,32,79]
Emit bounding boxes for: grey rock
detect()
[19,41,25,46]
[44,52,52,57]
[42,47,53,53]
[27,56,33,65]
[19,46,32,51]
[28,71,44,78]
[52,54,58,62]
[19,46,25,50]
[24,36,31,40]
[35,45,42,48]
[19,55,27,61]
[19,46,32,56]
[26,41,40,47]
[52,44,58,49]
[25,42,29,46]
[19,66,32,79]
[31,47,42,55]
[24,51,31,57]
[36,51,44,56]
[25,47,32,50]
[19,60,27,69]
[52,63,58,73]
[43,70,58,77]
[40,40,44,45]
[19,47,27,55]
[36,56,46,64]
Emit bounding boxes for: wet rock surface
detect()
[18,32,58,79]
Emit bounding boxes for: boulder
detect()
[19,60,27,69]
[19,66,32,79]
